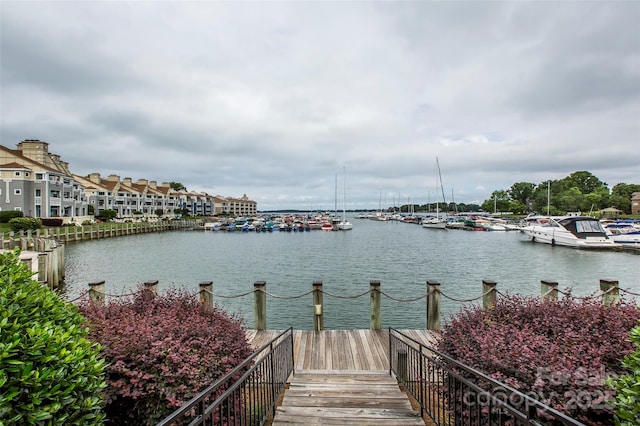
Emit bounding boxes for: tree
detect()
[481,190,509,214]
[98,209,118,221]
[560,171,607,195]
[169,182,186,191]
[507,182,536,207]
[154,208,164,216]
[611,183,640,214]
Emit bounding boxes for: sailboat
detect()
[338,166,353,230]
[422,157,448,229]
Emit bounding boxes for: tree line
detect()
[396,171,639,216]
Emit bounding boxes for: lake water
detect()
[62,217,640,330]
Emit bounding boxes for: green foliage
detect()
[154,209,164,216]
[508,182,536,206]
[609,323,640,426]
[8,217,42,232]
[87,204,95,215]
[0,211,23,223]
[483,172,639,215]
[169,182,186,191]
[0,249,106,425]
[97,209,117,221]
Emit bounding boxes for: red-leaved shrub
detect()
[438,293,640,425]
[78,287,253,425]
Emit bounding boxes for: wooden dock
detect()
[246,329,438,424]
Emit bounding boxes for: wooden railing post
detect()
[88,280,106,306]
[427,280,441,331]
[199,281,213,310]
[541,280,558,303]
[143,280,158,302]
[483,280,497,310]
[370,280,381,330]
[600,279,620,306]
[312,281,323,331]
[254,281,267,330]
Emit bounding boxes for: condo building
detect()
[0,140,257,222]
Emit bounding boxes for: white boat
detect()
[422,216,447,229]
[423,157,448,230]
[338,166,353,231]
[602,220,640,245]
[520,216,620,249]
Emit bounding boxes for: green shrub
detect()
[0,211,23,223]
[8,217,42,232]
[0,249,106,425]
[609,323,640,425]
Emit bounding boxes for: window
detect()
[35,189,41,196]
[36,173,44,180]
[14,189,21,195]
[14,171,20,177]
[25,172,30,177]
[14,207,22,211]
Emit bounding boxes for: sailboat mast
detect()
[334,172,338,217]
[342,166,346,219]
[436,157,446,206]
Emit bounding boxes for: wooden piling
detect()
[483,280,497,310]
[143,280,159,302]
[426,280,441,331]
[88,280,106,306]
[541,280,558,303]
[370,280,381,330]
[313,281,324,331]
[199,281,214,310]
[254,281,267,331]
[600,279,620,306]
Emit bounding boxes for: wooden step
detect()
[272,370,424,425]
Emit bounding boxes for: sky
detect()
[1,1,639,211]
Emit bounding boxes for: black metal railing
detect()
[156,327,294,426]
[388,328,585,426]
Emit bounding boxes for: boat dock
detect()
[246,329,437,424]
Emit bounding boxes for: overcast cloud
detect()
[1,0,638,211]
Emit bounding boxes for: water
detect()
[62,218,640,330]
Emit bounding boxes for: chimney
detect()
[88,173,102,184]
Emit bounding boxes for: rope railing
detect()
[80,277,635,332]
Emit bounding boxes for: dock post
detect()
[541,280,558,303]
[426,280,441,331]
[143,280,159,302]
[254,281,267,331]
[483,280,497,310]
[88,281,106,306]
[600,279,620,306]
[37,252,48,285]
[199,281,214,310]
[313,281,323,331]
[370,280,381,330]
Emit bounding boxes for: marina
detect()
[62,215,640,330]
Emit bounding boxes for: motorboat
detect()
[602,220,640,245]
[520,216,620,249]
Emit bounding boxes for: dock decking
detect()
[246,329,438,371]
[246,329,438,425]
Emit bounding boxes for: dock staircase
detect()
[272,369,425,425]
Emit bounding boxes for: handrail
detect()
[156,327,294,426]
[389,328,586,426]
